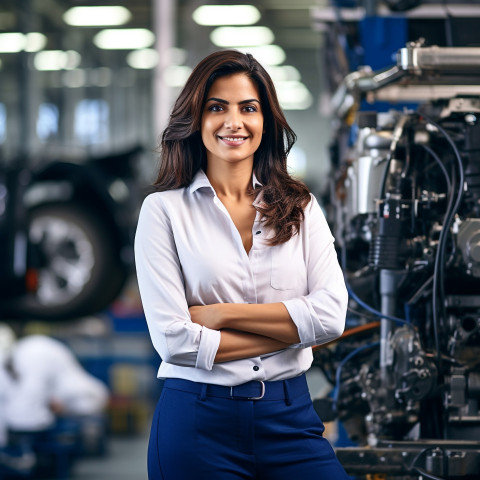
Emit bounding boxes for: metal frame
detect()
[336,440,480,477]
[332,40,480,114]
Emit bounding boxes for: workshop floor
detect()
[60,431,149,480]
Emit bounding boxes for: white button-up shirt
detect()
[135,170,347,386]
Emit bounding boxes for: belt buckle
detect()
[248,381,265,400]
[229,381,265,400]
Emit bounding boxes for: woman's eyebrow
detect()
[206,97,260,105]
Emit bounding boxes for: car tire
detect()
[13,202,128,320]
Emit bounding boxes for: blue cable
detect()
[340,242,413,328]
[332,341,380,412]
[346,280,414,329]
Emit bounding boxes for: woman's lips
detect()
[217,135,248,146]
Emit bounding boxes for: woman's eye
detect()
[209,105,224,112]
[244,105,257,113]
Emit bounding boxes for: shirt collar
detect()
[189,169,263,194]
[252,172,262,189]
[188,169,212,194]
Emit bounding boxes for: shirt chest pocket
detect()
[270,241,302,290]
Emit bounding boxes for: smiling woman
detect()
[135,50,349,480]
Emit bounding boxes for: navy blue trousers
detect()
[147,374,349,479]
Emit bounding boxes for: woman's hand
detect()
[189,304,226,330]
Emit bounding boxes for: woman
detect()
[135,50,349,480]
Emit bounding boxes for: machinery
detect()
[317,40,480,478]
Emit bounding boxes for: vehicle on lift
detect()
[0,146,145,321]
[316,40,480,479]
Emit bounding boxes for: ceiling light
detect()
[276,81,313,110]
[237,45,285,66]
[127,49,159,69]
[266,65,301,82]
[170,47,187,65]
[63,6,131,27]
[25,32,47,52]
[0,32,47,53]
[34,50,81,71]
[210,26,273,47]
[93,28,155,50]
[193,5,260,26]
[164,65,193,88]
[0,33,25,52]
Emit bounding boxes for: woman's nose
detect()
[224,111,242,130]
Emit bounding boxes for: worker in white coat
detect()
[5,334,109,433]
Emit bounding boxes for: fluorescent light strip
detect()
[210,26,274,47]
[266,65,301,82]
[193,5,260,26]
[34,50,81,71]
[163,65,193,87]
[127,49,159,69]
[0,32,47,53]
[63,6,131,27]
[276,81,313,110]
[25,33,47,52]
[93,28,155,50]
[0,33,25,52]
[236,45,285,66]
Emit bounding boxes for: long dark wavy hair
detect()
[154,50,310,245]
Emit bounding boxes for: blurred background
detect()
[1,0,479,479]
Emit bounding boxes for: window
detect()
[37,103,59,141]
[74,99,109,145]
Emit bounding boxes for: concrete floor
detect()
[63,432,149,480]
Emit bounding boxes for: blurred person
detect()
[135,50,349,480]
[0,332,109,477]
[0,323,16,448]
[5,334,109,433]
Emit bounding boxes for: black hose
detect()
[419,114,465,373]
[416,143,452,193]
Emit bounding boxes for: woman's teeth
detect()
[221,137,245,142]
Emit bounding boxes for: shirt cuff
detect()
[195,326,221,370]
[282,298,327,348]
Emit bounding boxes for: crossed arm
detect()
[189,302,300,363]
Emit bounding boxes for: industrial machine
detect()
[318,40,480,478]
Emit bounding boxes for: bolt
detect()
[465,114,477,124]
[414,357,423,366]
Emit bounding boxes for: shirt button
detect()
[253,366,259,371]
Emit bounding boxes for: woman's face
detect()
[201,73,264,169]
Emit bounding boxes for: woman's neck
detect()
[206,161,254,200]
